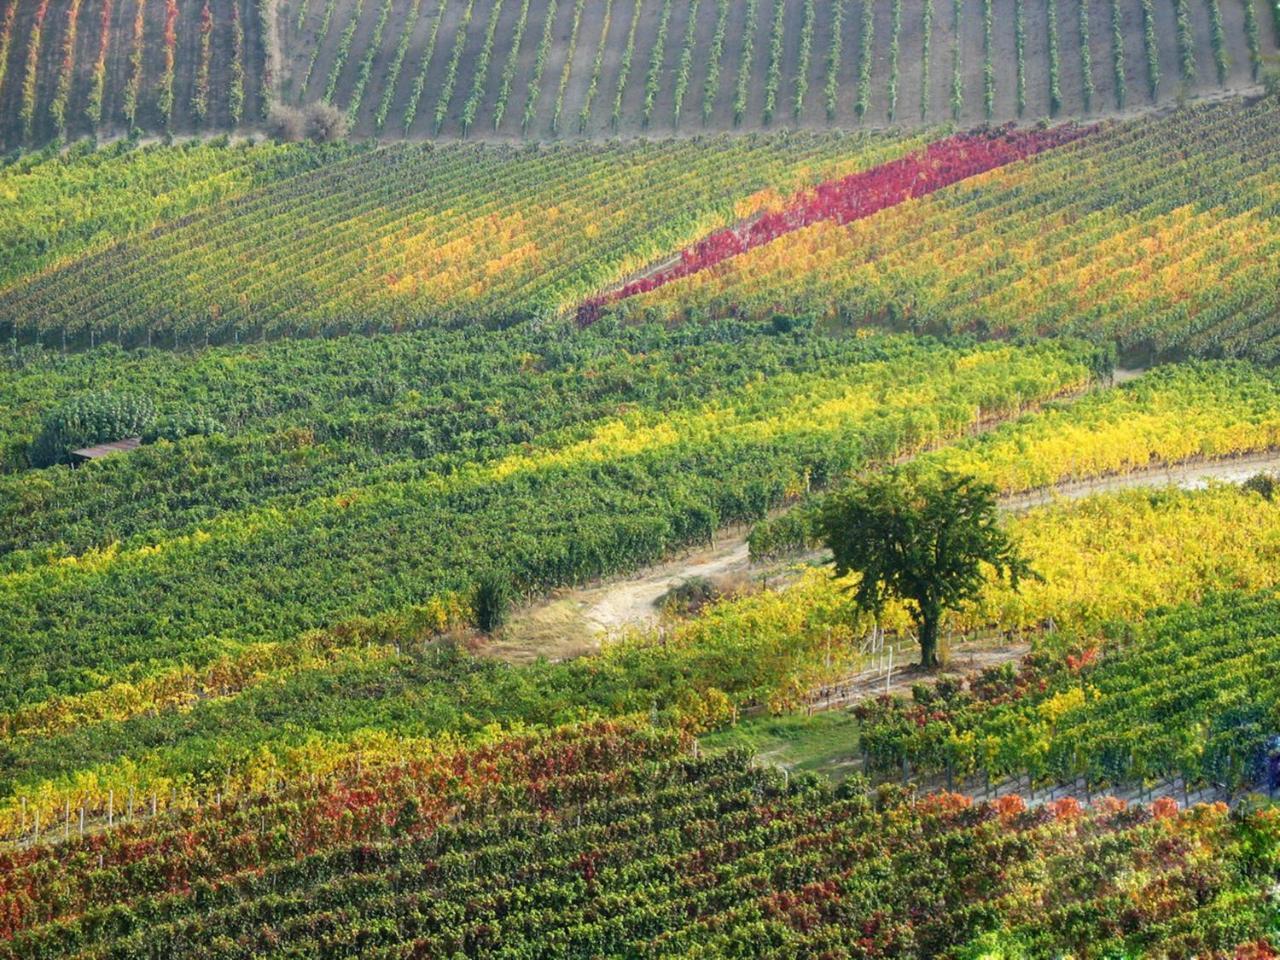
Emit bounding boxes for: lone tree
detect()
[817,468,1034,668]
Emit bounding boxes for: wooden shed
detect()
[69,437,142,464]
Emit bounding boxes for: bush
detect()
[1243,473,1278,501]
[304,102,348,143]
[657,576,721,616]
[30,392,155,467]
[474,570,514,633]
[142,412,224,443]
[748,508,817,561]
[266,103,305,142]
[1264,59,1280,99]
[267,102,347,143]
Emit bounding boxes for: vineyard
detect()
[2,719,1277,958]
[0,0,1276,147]
[0,9,1278,950]
[0,132,920,344]
[2,98,1279,361]
[854,589,1280,795]
[625,96,1280,364]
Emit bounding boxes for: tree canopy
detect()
[818,468,1034,666]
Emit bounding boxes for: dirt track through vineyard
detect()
[500,444,1280,657]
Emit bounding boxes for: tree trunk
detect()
[919,610,941,668]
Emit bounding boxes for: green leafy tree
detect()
[818,469,1033,667]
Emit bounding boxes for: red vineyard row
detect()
[579,122,1095,323]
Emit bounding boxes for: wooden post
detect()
[108,791,114,828]
[79,807,85,837]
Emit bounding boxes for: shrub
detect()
[657,576,723,616]
[143,412,224,443]
[267,104,306,141]
[31,392,155,467]
[1264,59,1280,98]
[305,102,349,142]
[1243,473,1278,501]
[475,571,515,633]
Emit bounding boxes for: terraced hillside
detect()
[0,0,1276,147]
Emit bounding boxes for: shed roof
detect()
[69,437,143,461]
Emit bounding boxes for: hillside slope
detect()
[0,0,1275,148]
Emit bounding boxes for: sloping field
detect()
[2,717,1276,957]
[627,96,1280,364]
[2,97,1278,363]
[0,130,922,344]
[0,0,1276,147]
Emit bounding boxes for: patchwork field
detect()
[0,8,1278,948]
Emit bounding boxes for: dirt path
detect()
[1003,449,1280,510]
[499,446,1280,659]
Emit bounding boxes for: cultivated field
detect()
[0,0,1276,147]
[1,2,1279,946]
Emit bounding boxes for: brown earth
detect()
[6,0,1273,148]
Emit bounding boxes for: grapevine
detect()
[922,0,934,119]
[1079,0,1094,111]
[374,0,426,131]
[461,0,506,134]
[521,0,559,134]
[323,0,366,106]
[826,0,847,122]
[703,0,730,125]
[492,0,531,129]
[794,0,815,123]
[85,0,116,129]
[578,0,614,133]
[1047,0,1061,115]
[402,0,448,134]
[549,0,586,135]
[763,0,785,124]
[672,0,700,128]
[49,0,85,135]
[732,0,759,125]
[346,0,395,125]
[856,0,875,118]
[888,0,903,121]
[1110,0,1126,108]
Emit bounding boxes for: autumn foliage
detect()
[579,124,1093,321]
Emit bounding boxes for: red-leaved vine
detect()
[579,123,1094,323]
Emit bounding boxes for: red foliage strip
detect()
[578,123,1095,324]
